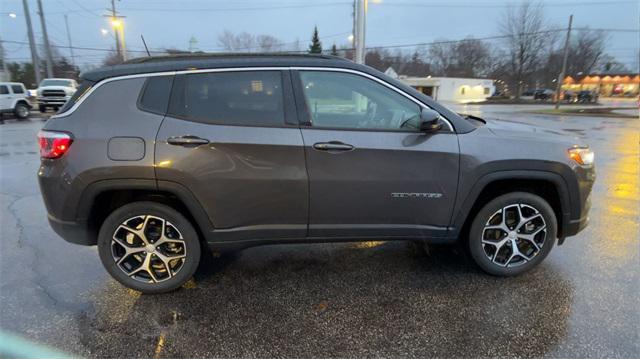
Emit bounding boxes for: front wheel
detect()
[468,192,557,276]
[98,201,202,294]
[14,103,30,119]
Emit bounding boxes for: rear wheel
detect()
[468,192,557,276]
[98,201,201,294]
[14,103,29,119]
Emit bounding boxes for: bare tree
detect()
[568,28,607,75]
[256,35,284,52]
[428,40,456,76]
[428,38,492,77]
[218,30,285,52]
[501,1,549,97]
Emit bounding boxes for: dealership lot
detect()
[0,106,638,357]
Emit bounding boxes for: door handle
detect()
[313,141,354,152]
[167,135,210,147]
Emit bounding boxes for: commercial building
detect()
[562,71,639,97]
[385,67,495,103]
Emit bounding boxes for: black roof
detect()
[80,53,353,82]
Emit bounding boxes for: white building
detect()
[385,67,495,103]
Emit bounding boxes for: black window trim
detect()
[165,70,296,129]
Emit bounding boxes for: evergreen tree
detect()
[308,26,322,54]
[331,44,338,56]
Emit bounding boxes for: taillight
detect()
[37,130,73,159]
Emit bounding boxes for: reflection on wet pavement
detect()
[1,110,638,357]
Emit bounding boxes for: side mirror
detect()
[419,108,443,133]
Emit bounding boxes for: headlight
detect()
[568,147,594,166]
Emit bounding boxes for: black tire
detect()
[468,192,557,277]
[39,105,47,113]
[14,103,30,120]
[98,201,202,294]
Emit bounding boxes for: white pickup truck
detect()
[0,82,31,120]
[36,78,78,113]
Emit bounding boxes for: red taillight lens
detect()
[37,130,73,159]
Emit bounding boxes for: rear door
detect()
[155,69,308,241]
[293,69,459,239]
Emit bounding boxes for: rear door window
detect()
[168,71,285,127]
[0,86,8,95]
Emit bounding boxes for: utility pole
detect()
[64,15,76,67]
[555,14,573,110]
[105,0,127,61]
[22,0,42,85]
[36,0,54,78]
[354,0,366,64]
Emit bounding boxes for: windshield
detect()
[40,79,73,87]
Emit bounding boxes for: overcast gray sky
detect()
[1,0,638,70]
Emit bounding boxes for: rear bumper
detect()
[47,214,96,246]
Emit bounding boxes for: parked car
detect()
[37,54,595,293]
[36,78,78,113]
[577,90,598,103]
[563,90,576,103]
[521,89,536,99]
[534,89,555,101]
[0,82,31,120]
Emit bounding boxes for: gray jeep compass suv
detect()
[38,54,595,293]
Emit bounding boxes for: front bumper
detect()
[38,97,70,106]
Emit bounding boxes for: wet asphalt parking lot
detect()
[0,103,638,358]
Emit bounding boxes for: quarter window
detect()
[299,71,421,131]
[169,71,285,127]
[139,76,174,115]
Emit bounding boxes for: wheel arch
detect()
[77,179,214,245]
[14,99,32,108]
[451,170,571,241]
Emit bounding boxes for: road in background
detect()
[0,105,638,357]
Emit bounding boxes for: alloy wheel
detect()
[481,204,547,267]
[110,215,187,283]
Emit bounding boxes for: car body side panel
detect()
[38,77,163,223]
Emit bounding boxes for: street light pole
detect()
[36,0,54,78]
[22,0,42,85]
[555,15,573,110]
[354,0,367,64]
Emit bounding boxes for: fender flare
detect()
[449,170,573,238]
[75,178,214,239]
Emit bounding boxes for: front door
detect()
[294,70,459,239]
